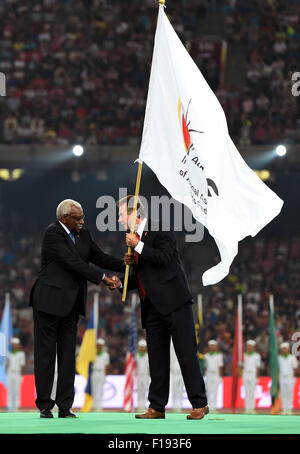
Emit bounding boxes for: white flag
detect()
[139,5,283,286]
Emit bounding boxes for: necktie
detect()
[134,232,146,301]
[69,232,75,244]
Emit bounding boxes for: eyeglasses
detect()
[66,214,85,222]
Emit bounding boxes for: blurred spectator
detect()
[1,0,299,147]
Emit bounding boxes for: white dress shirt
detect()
[59,220,71,235]
[134,217,147,255]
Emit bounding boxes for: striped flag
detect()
[231,294,243,412]
[269,294,280,414]
[0,293,13,388]
[123,294,138,412]
[76,293,98,412]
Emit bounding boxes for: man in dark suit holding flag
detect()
[115,195,208,420]
[29,199,125,418]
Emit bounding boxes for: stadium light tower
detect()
[72,145,84,157]
[275,144,287,157]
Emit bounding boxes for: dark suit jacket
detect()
[125,219,193,327]
[29,220,125,317]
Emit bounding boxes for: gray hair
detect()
[56,199,82,220]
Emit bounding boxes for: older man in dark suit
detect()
[116,195,208,420]
[29,199,125,418]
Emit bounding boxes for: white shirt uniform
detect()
[7,351,25,411]
[279,354,298,412]
[243,352,261,411]
[91,351,110,410]
[136,353,149,411]
[170,342,184,411]
[244,352,261,377]
[204,352,223,411]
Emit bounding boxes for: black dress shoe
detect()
[58,408,77,418]
[40,409,53,418]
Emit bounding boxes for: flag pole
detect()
[269,294,280,414]
[237,294,243,367]
[122,159,143,302]
[197,294,205,374]
[93,292,99,337]
[4,293,10,358]
[122,0,164,301]
[197,294,203,325]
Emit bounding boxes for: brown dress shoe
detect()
[186,405,209,420]
[135,408,165,419]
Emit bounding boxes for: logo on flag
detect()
[178,98,219,204]
[177,98,204,155]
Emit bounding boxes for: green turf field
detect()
[0,412,299,434]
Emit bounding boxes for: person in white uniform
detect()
[242,340,261,413]
[136,339,149,411]
[170,340,185,412]
[91,338,110,411]
[6,338,25,411]
[204,340,223,412]
[278,342,298,415]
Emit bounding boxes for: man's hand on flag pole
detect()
[124,252,134,265]
[126,233,139,248]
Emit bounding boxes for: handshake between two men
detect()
[103,232,138,290]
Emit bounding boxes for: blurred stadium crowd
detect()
[223,0,300,146]
[1,0,300,147]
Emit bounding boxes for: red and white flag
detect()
[231,295,244,412]
[123,295,138,412]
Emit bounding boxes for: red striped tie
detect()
[134,232,147,301]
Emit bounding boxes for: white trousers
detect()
[243,375,256,410]
[205,374,220,411]
[137,375,148,410]
[171,373,184,410]
[7,372,22,410]
[279,376,295,411]
[91,372,106,410]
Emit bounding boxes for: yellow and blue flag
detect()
[76,299,98,412]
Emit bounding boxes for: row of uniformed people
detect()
[204,339,299,414]
[4,337,299,413]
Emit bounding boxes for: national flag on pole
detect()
[196,294,205,375]
[0,293,13,387]
[76,293,99,412]
[231,295,243,412]
[123,294,138,412]
[139,3,283,286]
[269,294,280,414]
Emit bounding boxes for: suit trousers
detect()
[144,299,207,413]
[33,302,79,410]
